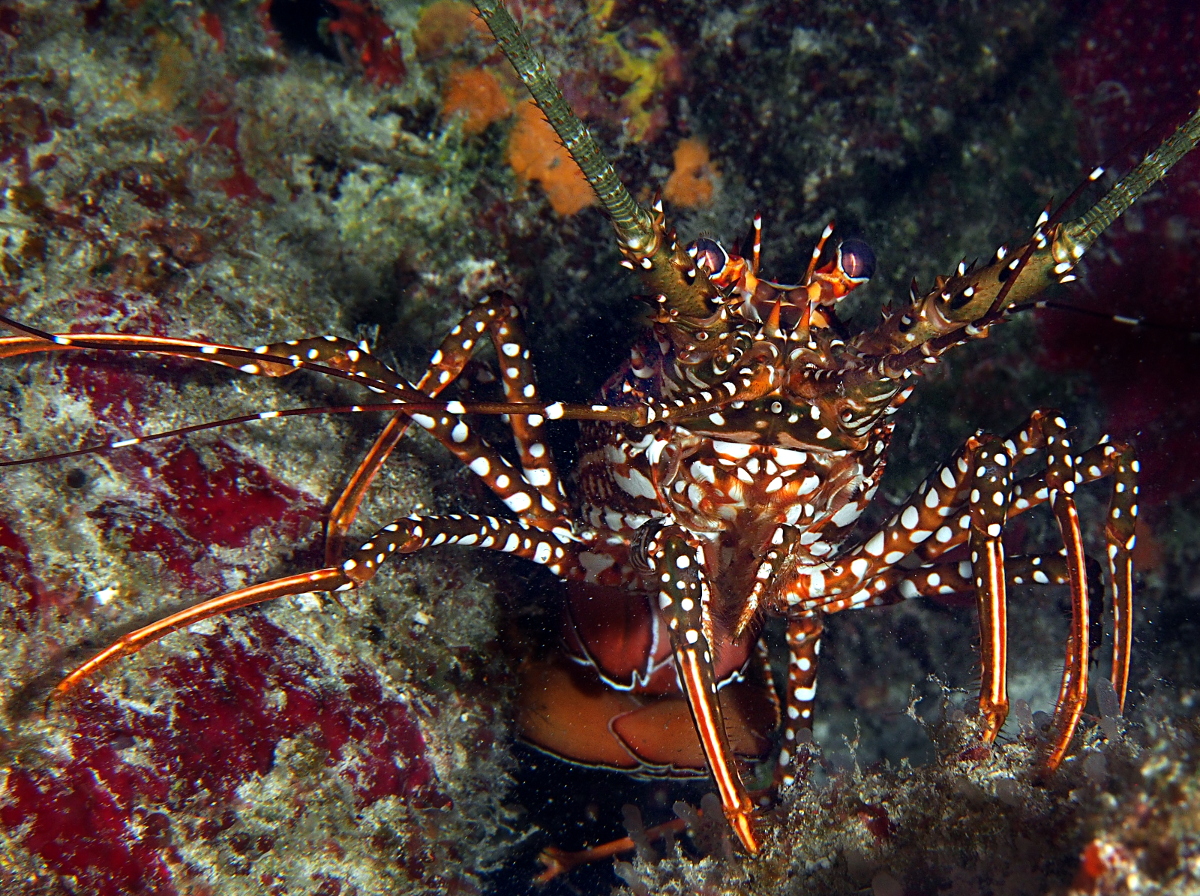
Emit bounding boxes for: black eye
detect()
[687,238,728,277]
[837,239,876,282]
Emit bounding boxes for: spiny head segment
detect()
[616,193,726,326]
[677,223,876,347]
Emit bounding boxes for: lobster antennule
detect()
[471,0,650,250]
[832,102,1200,456]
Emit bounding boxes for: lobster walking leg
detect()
[777,614,822,788]
[922,417,1137,767]
[917,418,1139,721]
[963,434,1015,743]
[328,293,573,544]
[910,415,1129,766]
[863,553,1071,604]
[46,294,590,692]
[770,407,1134,767]
[314,293,582,559]
[637,522,760,853]
[56,510,589,694]
[55,568,352,694]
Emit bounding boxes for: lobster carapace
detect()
[2,0,1199,864]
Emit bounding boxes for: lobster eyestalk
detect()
[473,0,723,324]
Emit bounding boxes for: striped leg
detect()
[638,523,759,854]
[963,434,1016,744]
[1009,437,1137,716]
[888,414,1136,735]
[336,513,584,586]
[406,294,571,525]
[2,298,574,555]
[929,418,1084,762]
[924,422,1136,766]
[788,408,1132,772]
[326,292,573,564]
[867,554,1072,605]
[1033,415,1093,775]
[55,512,589,693]
[55,568,352,694]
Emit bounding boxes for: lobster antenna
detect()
[474,0,655,253]
[1063,101,1200,254]
[474,0,723,326]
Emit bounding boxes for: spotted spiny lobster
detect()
[2,0,1199,865]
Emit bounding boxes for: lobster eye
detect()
[837,239,876,283]
[687,238,729,277]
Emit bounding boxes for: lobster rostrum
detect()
[1,0,1199,865]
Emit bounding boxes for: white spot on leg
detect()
[506,491,533,513]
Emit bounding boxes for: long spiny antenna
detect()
[1063,101,1200,254]
[473,0,724,325]
[473,0,654,252]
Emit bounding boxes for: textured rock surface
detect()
[0,1,1196,894]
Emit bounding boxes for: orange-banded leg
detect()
[734,527,822,788]
[323,293,573,561]
[1030,418,1094,774]
[1009,437,1138,712]
[772,408,1132,772]
[902,420,1084,765]
[963,433,1016,744]
[637,522,759,854]
[923,418,1132,771]
[54,568,352,694]
[756,548,1099,786]
[826,410,1138,735]
[336,513,585,587]
[912,423,1138,727]
[0,328,439,478]
[810,430,1017,744]
[16,294,585,686]
[869,554,1074,604]
[56,512,588,693]
[2,298,573,551]
[0,320,408,389]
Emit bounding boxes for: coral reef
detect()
[0,1,517,892]
[612,709,1200,895]
[0,0,1196,894]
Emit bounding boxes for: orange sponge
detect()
[414,0,483,61]
[442,66,512,135]
[506,100,595,217]
[663,138,717,207]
